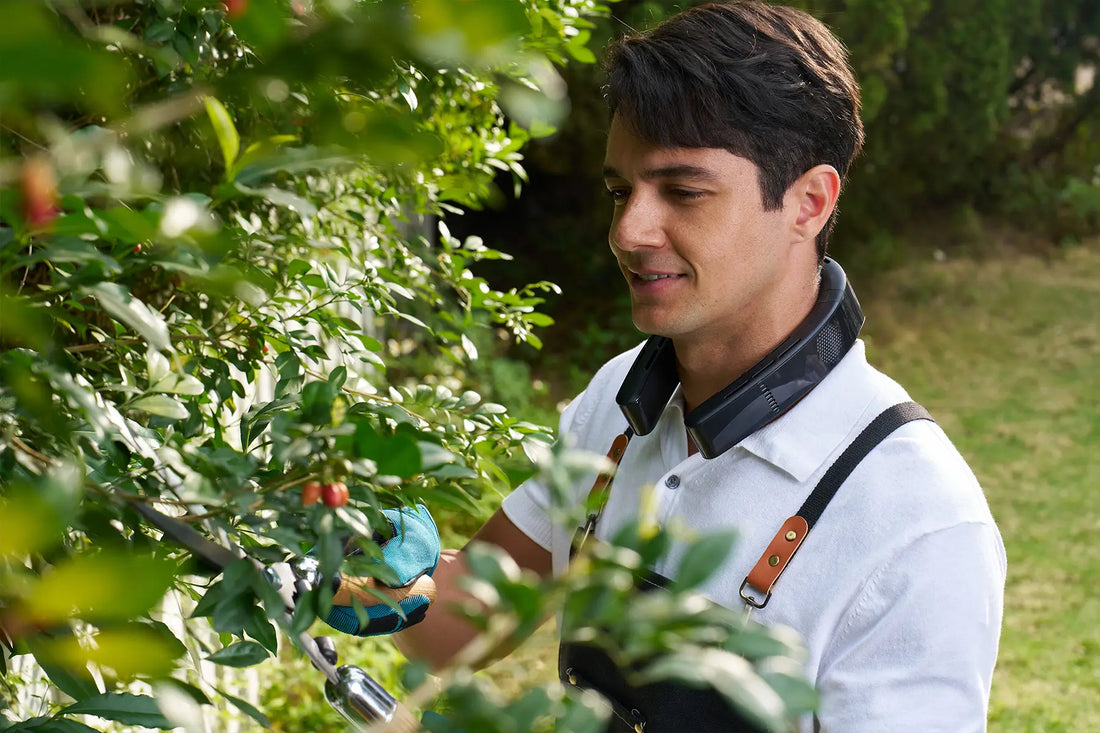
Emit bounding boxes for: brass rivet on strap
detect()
[785,530,797,541]
[635,724,644,733]
[768,554,780,567]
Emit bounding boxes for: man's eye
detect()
[606,188,629,203]
[670,188,704,201]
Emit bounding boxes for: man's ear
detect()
[785,164,841,243]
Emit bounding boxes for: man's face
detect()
[603,116,793,352]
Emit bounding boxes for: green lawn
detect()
[483,243,1100,730]
[861,245,1100,730]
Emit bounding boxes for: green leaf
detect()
[206,641,270,668]
[38,661,100,701]
[22,551,176,624]
[0,487,65,558]
[0,3,131,115]
[129,394,190,420]
[149,372,205,396]
[82,282,171,352]
[211,594,252,634]
[234,183,317,217]
[640,649,787,731]
[204,96,240,174]
[0,289,51,350]
[675,532,737,589]
[59,693,172,728]
[35,626,184,680]
[226,0,290,52]
[244,606,279,654]
[3,718,100,732]
[97,207,158,244]
[216,687,270,728]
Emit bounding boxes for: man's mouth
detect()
[636,273,680,282]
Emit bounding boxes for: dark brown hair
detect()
[604,1,864,259]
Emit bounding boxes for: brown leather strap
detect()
[740,401,933,609]
[741,516,808,608]
[572,431,632,556]
[584,432,631,518]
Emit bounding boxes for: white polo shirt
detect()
[502,340,1006,732]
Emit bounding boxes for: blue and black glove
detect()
[323,504,441,637]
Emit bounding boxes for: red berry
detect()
[133,243,142,254]
[223,0,248,18]
[321,482,349,507]
[20,157,59,230]
[301,481,322,506]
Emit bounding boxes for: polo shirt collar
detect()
[736,340,877,482]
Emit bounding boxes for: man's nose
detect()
[610,194,665,252]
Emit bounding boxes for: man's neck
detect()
[675,289,818,414]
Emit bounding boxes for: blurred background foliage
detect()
[451,0,1100,380]
[1,0,1098,731]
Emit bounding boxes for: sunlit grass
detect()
[862,244,1100,731]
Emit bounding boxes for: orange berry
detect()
[301,481,322,506]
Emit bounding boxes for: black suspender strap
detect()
[739,401,933,609]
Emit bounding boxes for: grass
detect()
[861,244,1100,730]
[481,241,1100,730]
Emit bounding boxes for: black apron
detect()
[558,403,932,732]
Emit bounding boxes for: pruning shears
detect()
[87,401,431,730]
[131,502,430,732]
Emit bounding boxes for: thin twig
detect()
[10,436,53,465]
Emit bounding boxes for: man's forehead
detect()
[603,114,757,179]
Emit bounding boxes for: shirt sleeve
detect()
[500,388,589,553]
[815,522,1006,733]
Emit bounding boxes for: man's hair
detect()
[604,1,864,259]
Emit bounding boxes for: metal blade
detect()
[131,502,242,571]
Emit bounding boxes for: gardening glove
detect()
[323,504,441,637]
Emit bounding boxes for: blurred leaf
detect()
[22,551,176,624]
[411,0,527,63]
[36,626,184,680]
[0,487,65,558]
[59,693,171,728]
[0,288,50,349]
[204,97,240,175]
[8,238,121,272]
[675,532,737,589]
[217,687,270,728]
[96,208,158,244]
[641,648,788,731]
[129,394,189,420]
[235,183,317,218]
[225,0,290,52]
[82,282,171,352]
[0,2,131,115]
[149,371,205,396]
[2,717,100,732]
[352,422,422,478]
[206,640,270,667]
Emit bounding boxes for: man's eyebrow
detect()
[602,164,719,182]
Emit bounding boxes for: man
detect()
[328,3,1006,730]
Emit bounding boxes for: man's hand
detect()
[323,504,441,637]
